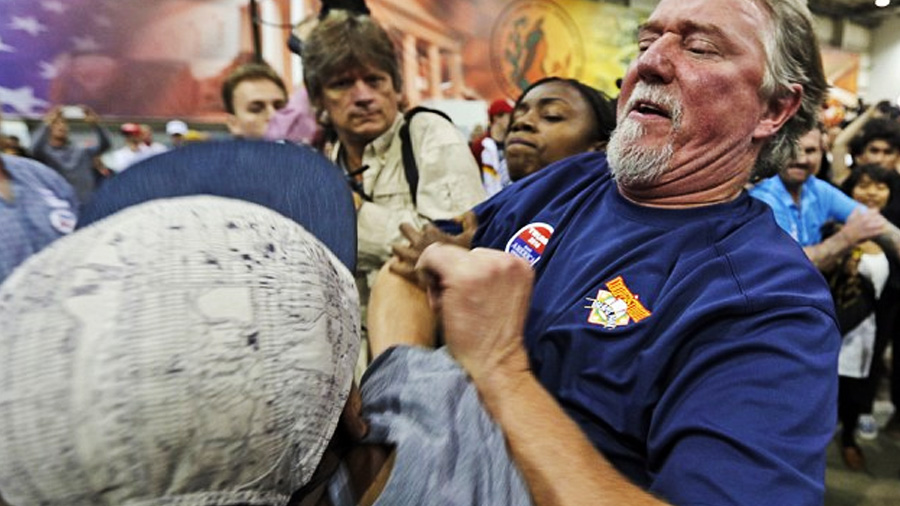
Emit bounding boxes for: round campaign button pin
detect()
[505,222,554,266]
[49,209,77,234]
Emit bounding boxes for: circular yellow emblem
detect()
[490,0,586,99]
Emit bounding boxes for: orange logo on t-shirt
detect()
[585,276,652,329]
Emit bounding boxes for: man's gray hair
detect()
[754,0,828,178]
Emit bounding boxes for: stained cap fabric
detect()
[78,140,357,272]
[0,196,360,506]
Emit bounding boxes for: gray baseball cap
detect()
[0,196,360,506]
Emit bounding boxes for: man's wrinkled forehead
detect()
[644,0,771,46]
[326,58,391,83]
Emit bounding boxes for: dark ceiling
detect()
[809,0,900,27]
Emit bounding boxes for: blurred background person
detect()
[165,119,189,148]
[0,135,29,158]
[222,62,288,139]
[0,152,77,283]
[264,86,319,145]
[831,102,900,186]
[471,98,514,197]
[749,123,889,271]
[140,124,168,154]
[108,123,165,174]
[31,105,111,206]
[824,163,899,471]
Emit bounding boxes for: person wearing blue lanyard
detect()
[0,153,78,282]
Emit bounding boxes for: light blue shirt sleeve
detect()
[820,180,864,223]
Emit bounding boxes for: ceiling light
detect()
[876,0,890,8]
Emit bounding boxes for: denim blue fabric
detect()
[78,140,357,271]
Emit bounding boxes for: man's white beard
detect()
[608,84,680,187]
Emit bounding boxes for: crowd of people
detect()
[1,0,899,504]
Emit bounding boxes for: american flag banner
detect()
[0,0,253,119]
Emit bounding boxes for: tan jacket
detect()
[332,112,485,287]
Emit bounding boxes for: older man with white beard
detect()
[379,0,844,504]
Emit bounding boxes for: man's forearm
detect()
[831,107,875,185]
[356,201,428,272]
[93,124,112,154]
[31,124,50,156]
[804,231,855,271]
[367,262,436,359]
[478,368,669,506]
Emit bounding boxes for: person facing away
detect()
[0,196,531,506]
[31,105,111,206]
[382,0,848,504]
[749,123,900,272]
[222,62,289,139]
[301,10,485,306]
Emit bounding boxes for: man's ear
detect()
[316,108,331,127]
[753,83,803,141]
[309,96,331,127]
[225,114,241,136]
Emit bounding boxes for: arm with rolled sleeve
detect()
[356,114,485,273]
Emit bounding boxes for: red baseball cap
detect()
[488,98,513,119]
[120,123,141,136]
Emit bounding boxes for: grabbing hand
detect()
[416,244,532,385]
[80,105,100,125]
[391,211,478,284]
[841,208,886,245]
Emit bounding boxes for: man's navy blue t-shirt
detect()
[472,152,839,505]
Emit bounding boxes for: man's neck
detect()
[614,147,756,209]
[339,140,367,172]
[49,137,67,148]
[782,180,803,205]
[617,185,744,209]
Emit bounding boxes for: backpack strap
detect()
[400,106,454,206]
